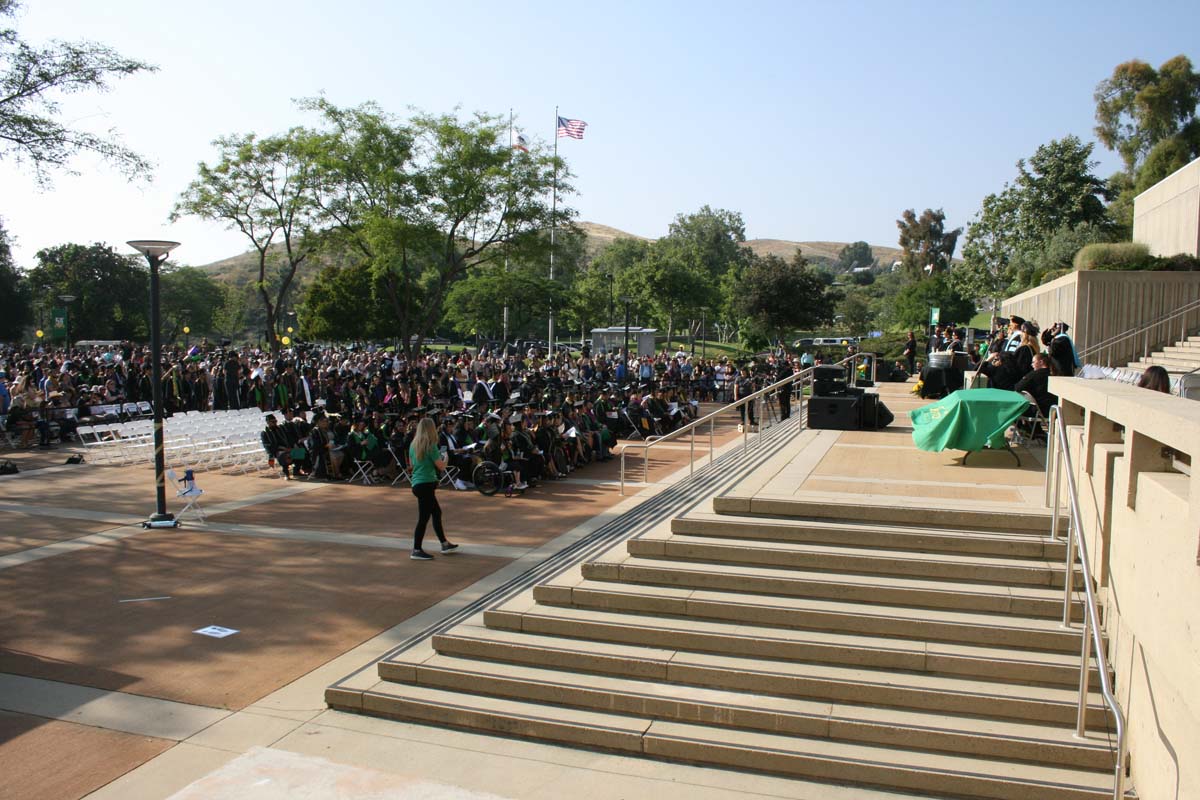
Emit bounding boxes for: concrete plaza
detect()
[0,384,1049,800]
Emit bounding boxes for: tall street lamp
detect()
[58,294,76,348]
[128,240,181,529]
[620,295,633,362]
[605,273,614,328]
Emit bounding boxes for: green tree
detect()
[173,130,318,353]
[0,217,30,340]
[159,267,227,342]
[957,136,1113,300]
[299,99,571,357]
[734,252,836,346]
[0,0,154,183]
[444,264,566,341]
[26,242,149,340]
[1095,55,1200,174]
[896,208,961,278]
[836,240,875,272]
[664,206,753,339]
[617,240,717,346]
[891,274,974,330]
[837,290,874,334]
[299,260,386,342]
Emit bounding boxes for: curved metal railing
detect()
[1046,404,1128,799]
[618,353,874,494]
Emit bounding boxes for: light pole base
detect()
[143,513,178,529]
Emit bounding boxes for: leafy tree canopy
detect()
[891,274,974,331]
[956,135,1114,301]
[1095,55,1200,174]
[25,242,150,340]
[0,0,155,184]
[734,252,836,345]
[896,208,961,279]
[836,240,875,272]
[0,217,29,340]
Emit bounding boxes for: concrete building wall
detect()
[1001,271,1200,366]
[1133,157,1200,258]
[1052,378,1200,800]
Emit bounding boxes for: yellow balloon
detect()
[281,336,291,346]
[286,326,293,333]
[183,326,190,334]
[36,329,44,338]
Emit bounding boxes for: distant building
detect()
[1133,156,1200,257]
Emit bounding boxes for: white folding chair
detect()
[167,467,206,522]
[386,443,411,487]
[348,458,379,485]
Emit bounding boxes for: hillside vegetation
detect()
[195,221,904,286]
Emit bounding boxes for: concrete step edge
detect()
[355,683,1114,799]
[396,654,1114,770]
[532,581,1087,653]
[714,496,1062,533]
[582,559,1081,619]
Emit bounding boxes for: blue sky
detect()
[3,0,1198,267]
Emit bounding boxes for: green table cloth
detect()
[910,388,1029,452]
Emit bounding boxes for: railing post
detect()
[1050,422,1062,543]
[689,424,695,476]
[1062,514,1076,629]
[619,449,625,496]
[709,417,714,464]
[1076,608,1092,738]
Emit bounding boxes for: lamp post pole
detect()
[58,294,76,349]
[128,240,181,529]
[606,273,614,328]
[701,308,708,361]
[620,295,632,362]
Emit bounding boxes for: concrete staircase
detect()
[1127,334,1200,374]
[329,498,1123,799]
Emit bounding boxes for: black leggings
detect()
[411,481,445,551]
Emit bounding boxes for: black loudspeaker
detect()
[814,378,846,396]
[813,365,848,382]
[807,396,861,430]
[859,394,895,430]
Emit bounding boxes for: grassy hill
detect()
[195,222,904,285]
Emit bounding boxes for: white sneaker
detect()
[453,478,469,491]
[514,481,528,490]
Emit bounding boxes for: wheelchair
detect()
[471,459,524,497]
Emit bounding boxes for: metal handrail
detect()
[1047,405,1128,799]
[1079,295,1200,366]
[619,353,872,494]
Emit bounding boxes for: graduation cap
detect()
[573,400,584,408]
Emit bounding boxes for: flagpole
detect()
[503,108,512,349]
[548,105,558,355]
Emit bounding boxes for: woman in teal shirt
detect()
[408,417,458,560]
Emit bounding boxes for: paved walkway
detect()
[0,386,1050,799]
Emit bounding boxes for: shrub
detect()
[1155,253,1200,271]
[1073,242,1152,271]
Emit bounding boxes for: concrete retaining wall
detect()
[1051,377,1200,800]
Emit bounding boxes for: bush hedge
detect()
[1073,242,1152,271]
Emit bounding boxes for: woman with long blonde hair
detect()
[408,417,457,560]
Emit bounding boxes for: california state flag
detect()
[511,131,529,152]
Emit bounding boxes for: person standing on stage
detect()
[408,417,458,561]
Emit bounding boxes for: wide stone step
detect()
[533,578,1090,654]
[713,495,1060,533]
[626,535,1083,589]
[483,604,1108,701]
[430,625,1113,750]
[350,682,1116,799]
[386,652,1114,771]
[672,514,1069,560]
[583,556,1083,619]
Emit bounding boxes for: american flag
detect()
[557,116,587,139]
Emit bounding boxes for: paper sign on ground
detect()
[194,625,239,638]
